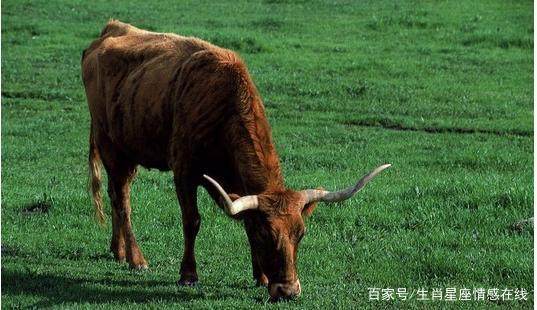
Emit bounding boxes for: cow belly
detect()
[106,108,172,171]
[103,58,176,170]
[126,134,171,171]
[102,124,171,171]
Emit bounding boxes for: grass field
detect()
[1,0,533,308]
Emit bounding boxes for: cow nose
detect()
[269,279,301,301]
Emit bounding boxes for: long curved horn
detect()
[203,175,259,215]
[301,164,391,204]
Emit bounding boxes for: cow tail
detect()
[89,127,106,225]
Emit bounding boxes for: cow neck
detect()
[232,88,284,195]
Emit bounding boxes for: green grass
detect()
[1,0,533,308]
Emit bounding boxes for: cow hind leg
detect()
[97,139,148,270]
[110,205,126,263]
[107,167,148,270]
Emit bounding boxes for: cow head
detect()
[204,164,390,301]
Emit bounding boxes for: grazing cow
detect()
[81,20,390,301]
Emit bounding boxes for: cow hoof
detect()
[110,248,126,263]
[130,263,149,271]
[255,274,269,287]
[177,276,198,286]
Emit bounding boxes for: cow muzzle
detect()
[269,279,301,301]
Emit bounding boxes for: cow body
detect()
[82,20,390,301]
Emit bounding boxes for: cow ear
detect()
[302,201,318,217]
[216,193,240,210]
[229,193,240,201]
[301,186,323,217]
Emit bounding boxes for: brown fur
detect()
[82,20,312,299]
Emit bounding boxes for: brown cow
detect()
[82,20,390,301]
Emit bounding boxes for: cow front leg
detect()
[245,228,269,287]
[252,254,269,287]
[174,176,201,286]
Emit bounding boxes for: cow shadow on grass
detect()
[2,268,241,308]
[2,244,265,307]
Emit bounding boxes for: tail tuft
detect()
[89,131,106,225]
